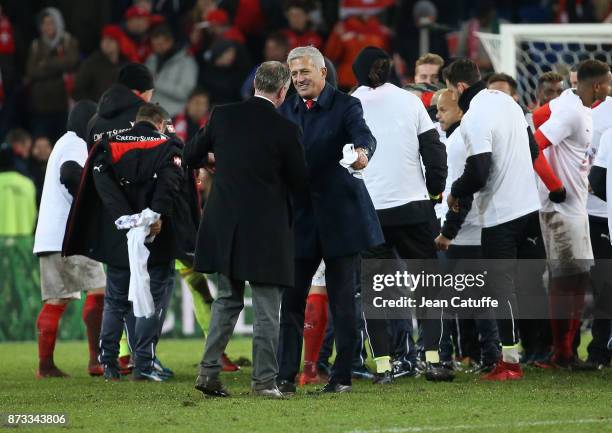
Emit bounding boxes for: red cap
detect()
[101,24,124,42]
[125,6,150,20]
[205,9,229,26]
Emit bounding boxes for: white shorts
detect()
[40,253,106,301]
[311,260,326,287]
[539,211,594,277]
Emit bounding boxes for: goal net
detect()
[476,24,612,108]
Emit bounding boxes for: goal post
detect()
[476,23,612,107]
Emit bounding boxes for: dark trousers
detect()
[481,213,535,346]
[440,244,501,364]
[125,266,175,357]
[99,263,173,372]
[588,215,612,364]
[278,254,359,385]
[363,221,440,360]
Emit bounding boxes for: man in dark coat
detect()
[276,46,384,394]
[185,61,307,398]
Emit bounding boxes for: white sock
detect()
[502,345,520,364]
[425,350,440,364]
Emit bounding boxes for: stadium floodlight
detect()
[476,23,612,107]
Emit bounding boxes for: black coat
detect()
[184,96,307,287]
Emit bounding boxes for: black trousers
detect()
[363,221,440,360]
[481,213,536,347]
[588,215,612,364]
[278,254,359,385]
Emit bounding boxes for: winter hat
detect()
[118,63,154,92]
[67,100,97,140]
[352,46,391,87]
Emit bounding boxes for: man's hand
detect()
[204,152,216,174]
[351,148,369,170]
[435,234,452,251]
[447,194,460,213]
[149,219,162,236]
[549,186,566,203]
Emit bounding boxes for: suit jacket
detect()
[279,83,384,258]
[185,96,307,287]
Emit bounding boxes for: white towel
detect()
[339,143,364,179]
[115,208,161,318]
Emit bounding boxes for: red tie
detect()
[305,99,314,110]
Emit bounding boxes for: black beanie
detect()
[352,46,391,88]
[118,63,154,92]
[67,99,97,140]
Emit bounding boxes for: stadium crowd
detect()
[1,0,612,398]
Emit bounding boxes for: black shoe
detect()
[153,358,174,378]
[195,375,230,397]
[320,382,352,393]
[351,366,374,380]
[132,369,168,382]
[276,380,296,395]
[372,370,393,385]
[391,360,419,378]
[569,357,606,371]
[467,361,496,374]
[252,386,284,399]
[424,362,455,382]
[317,362,331,377]
[103,364,120,382]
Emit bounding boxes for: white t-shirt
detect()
[433,122,447,220]
[538,89,592,217]
[34,131,88,253]
[587,97,612,218]
[441,127,481,245]
[591,128,612,240]
[354,83,436,210]
[460,88,540,228]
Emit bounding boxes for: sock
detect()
[303,293,328,376]
[549,281,571,359]
[36,303,67,370]
[425,350,440,364]
[502,345,520,364]
[565,280,587,359]
[374,356,392,373]
[82,293,104,364]
[119,333,130,358]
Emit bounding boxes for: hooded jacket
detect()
[63,121,184,267]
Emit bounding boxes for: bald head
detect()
[436,89,462,131]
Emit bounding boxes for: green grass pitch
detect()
[1,337,611,433]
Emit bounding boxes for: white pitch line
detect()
[347,417,612,433]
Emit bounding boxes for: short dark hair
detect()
[266,32,290,50]
[538,71,564,88]
[136,103,167,126]
[150,23,174,41]
[368,58,391,88]
[6,128,32,146]
[188,87,210,101]
[444,58,481,86]
[487,72,518,93]
[577,59,610,83]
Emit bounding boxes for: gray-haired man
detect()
[185,61,308,398]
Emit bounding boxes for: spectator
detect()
[456,1,507,73]
[281,1,323,50]
[73,25,125,103]
[198,39,251,106]
[241,32,289,100]
[184,0,217,49]
[25,7,78,142]
[145,24,198,117]
[29,135,52,204]
[174,88,210,143]
[6,128,33,180]
[325,1,392,91]
[394,1,450,80]
[0,142,37,237]
[0,5,16,141]
[123,5,154,62]
[204,8,246,44]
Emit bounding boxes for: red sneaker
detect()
[298,372,323,386]
[88,362,104,376]
[481,361,523,381]
[118,355,133,375]
[221,353,240,372]
[36,366,69,379]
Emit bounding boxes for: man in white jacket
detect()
[33,100,106,378]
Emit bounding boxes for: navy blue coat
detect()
[279,83,384,259]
